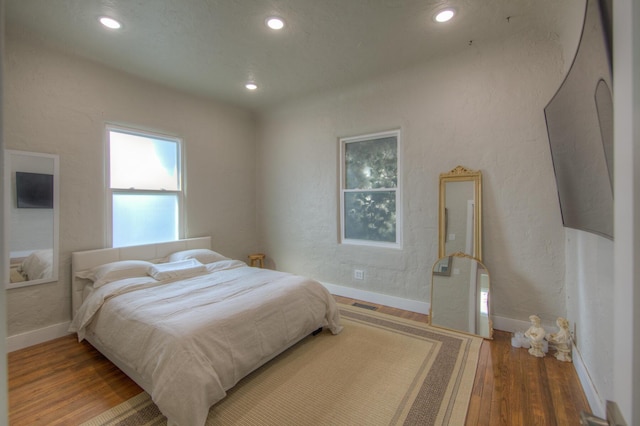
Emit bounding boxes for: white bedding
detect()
[69,259,342,426]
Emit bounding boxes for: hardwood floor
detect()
[8,337,142,426]
[8,296,590,425]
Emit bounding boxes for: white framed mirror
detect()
[430,252,492,339]
[438,165,482,261]
[4,150,59,288]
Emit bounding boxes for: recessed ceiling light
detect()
[245,82,258,91]
[99,16,122,29]
[266,17,285,30]
[434,9,455,23]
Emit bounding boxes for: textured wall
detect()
[565,229,614,409]
[4,28,258,335]
[557,0,616,412]
[611,0,640,421]
[257,24,572,324]
[0,0,9,420]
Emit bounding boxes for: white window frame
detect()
[105,124,185,247]
[339,129,402,249]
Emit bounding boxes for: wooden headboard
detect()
[71,236,211,315]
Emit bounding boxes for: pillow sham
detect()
[19,249,53,280]
[76,260,153,288]
[168,248,228,264]
[147,258,207,280]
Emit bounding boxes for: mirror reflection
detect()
[595,79,614,191]
[5,150,59,288]
[430,253,492,339]
[433,256,452,276]
[439,165,482,261]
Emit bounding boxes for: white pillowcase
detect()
[147,259,207,280]
[19,249,53,280]
[76,260,153,288]
[168,248,228,264]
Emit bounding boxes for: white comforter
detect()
[69,260,342,426]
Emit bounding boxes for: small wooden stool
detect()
[248,253,265,268]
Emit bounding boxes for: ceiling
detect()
[6,0,570,111]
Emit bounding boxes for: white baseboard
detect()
[7,321,72,352]
[321,282,430,314]
[572,342,605,418]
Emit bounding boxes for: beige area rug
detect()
[81,304,482,426]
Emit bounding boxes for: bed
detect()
[69,237,342,426]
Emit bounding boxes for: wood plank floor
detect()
[8,296,591,425]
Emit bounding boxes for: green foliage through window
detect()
[341,131,400,246]
[345,137,397,189]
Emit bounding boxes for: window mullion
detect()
[343,188,397,193]
[112,188,181,195]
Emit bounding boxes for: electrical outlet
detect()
[354,269,364,280]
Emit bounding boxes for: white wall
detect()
[3,26,259,337]
[560,0,640,420]
[612,0,640,423]
[564,230,614,414]
[553,12,617,415]
[258,25,570,326]
[1,0,9,422]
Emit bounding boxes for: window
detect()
[340,130,401,248]
[107,126,183,247]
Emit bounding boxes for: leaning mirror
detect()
[4,150,59,288]
[439,165,482,261]
[430,252,492,338]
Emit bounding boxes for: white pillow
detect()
[147,259,207,280]
[168,248,228,264]
[76,260,153,288]
[19,249,53,280]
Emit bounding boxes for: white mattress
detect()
[70,260,342,426]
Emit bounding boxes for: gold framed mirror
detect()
[438,165,482,261]
[430,252,493,339]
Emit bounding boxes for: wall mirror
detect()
[4,150,59,288]
[439,165,482,261]
[430,252,492,339]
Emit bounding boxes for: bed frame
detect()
[71,236,211,317]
